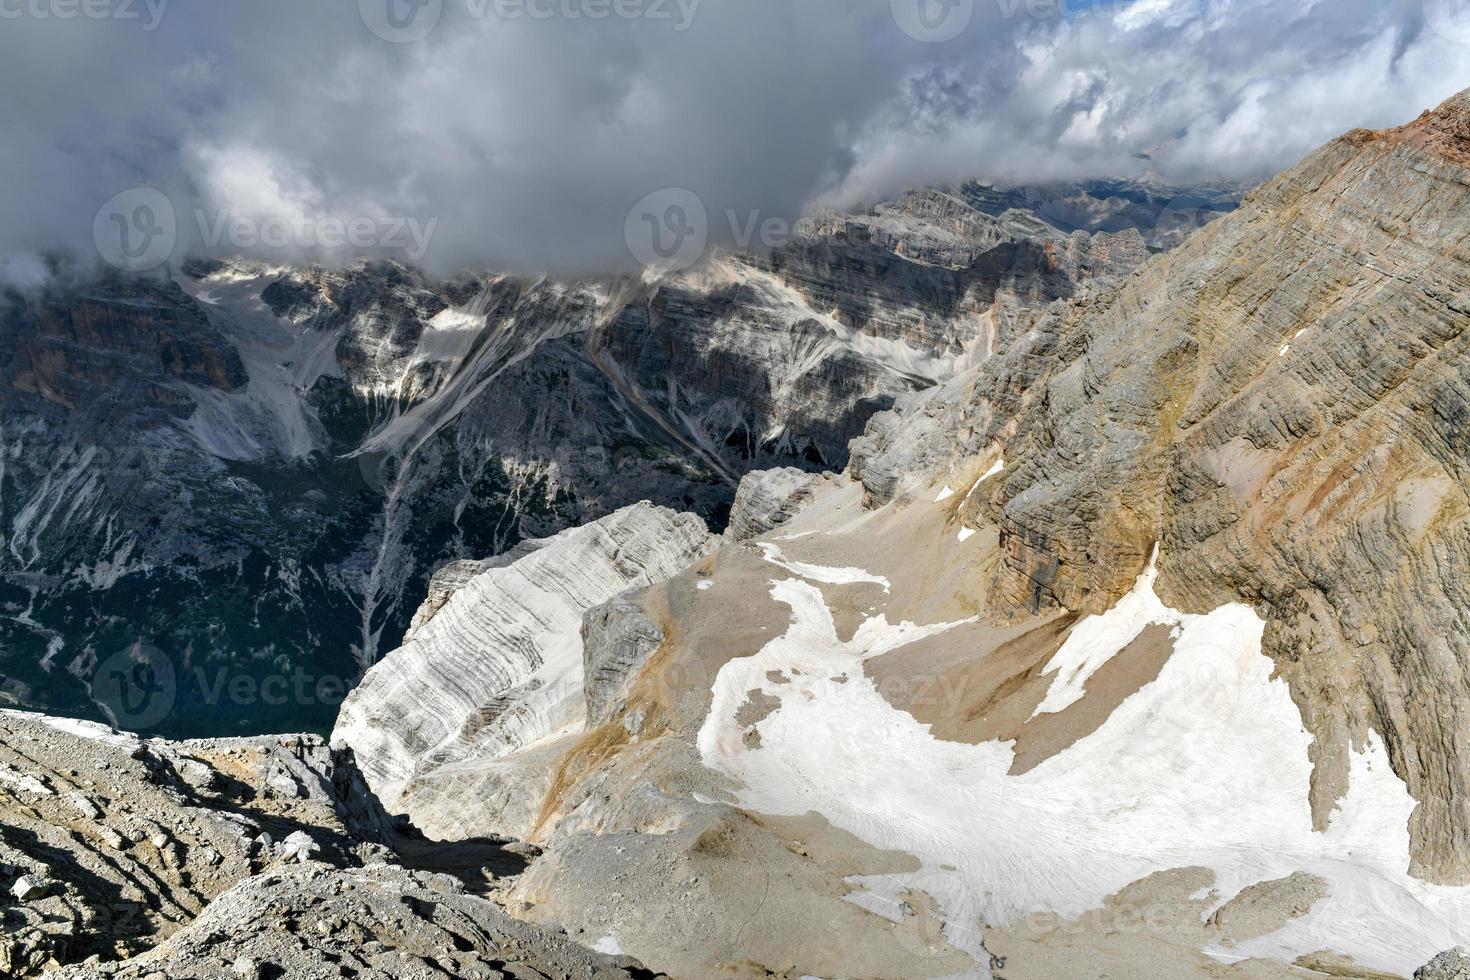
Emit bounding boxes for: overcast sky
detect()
[1,0,1467,278]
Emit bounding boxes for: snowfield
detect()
[696,549,1470,976]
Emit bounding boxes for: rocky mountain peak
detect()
[1345,85,1470,164]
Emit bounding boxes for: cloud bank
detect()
[1,0,1468,276]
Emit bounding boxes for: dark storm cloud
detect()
[0,0,1467,277]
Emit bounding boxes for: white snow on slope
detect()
[697,555,1470,976]
[757,543,891,591]
[2,709,140,749]
[959,454,1005,506]
[1030,545,1173,718]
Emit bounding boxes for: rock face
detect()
[582,593,666,729]
[0,180,1221,739]
[8,276,247,412]
[845,87,1470,885]
[0,710,390,975]
[724,467,826,542]
[332,502,719,825]
[1419,948,1470,980]
[403,558,501,641]
[48,863,661,980]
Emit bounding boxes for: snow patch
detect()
[4,710,140,749]
[757,543,891,592]
[1030,545,1172,718]
[591,934,623,955]
[962,454,1005,503]
[696,553,1470,976]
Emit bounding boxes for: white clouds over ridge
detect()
[2,0,1467,274]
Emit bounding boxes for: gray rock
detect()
[174,757,219,792]
[10,875,50,902]
[0,710,399,977]
[277,831,318,864]
[726,467,826,541]
[1418,948,1470,980]
[334,502,720,826]
[68,792,101,820]
[401,557,500,641]
[46,863,664,979]
[583,592,666,728]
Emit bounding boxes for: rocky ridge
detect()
[0,709,659,978]
[47,863,660,980]
[333,502,720,835]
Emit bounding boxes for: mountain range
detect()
[0,178,1229,738]
[13,85,1470,980]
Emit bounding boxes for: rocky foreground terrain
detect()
[0,179,1225,739]
[0,709,661,978]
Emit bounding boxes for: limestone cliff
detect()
[850,88,1470,885]
[332,502,719,830]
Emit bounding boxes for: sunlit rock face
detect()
[332,501,719,826]
[849,89,1470,886]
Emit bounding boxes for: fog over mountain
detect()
[3,0,1468,276]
